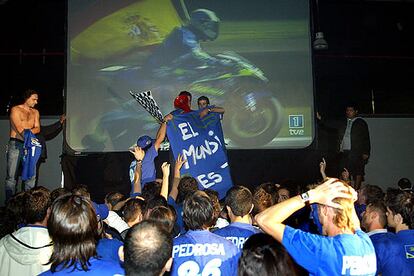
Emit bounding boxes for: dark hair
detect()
[252,188,275,216]
[105,192,125,209]
[256,183,279,204]
[71,185,90,199]
[345,102,359,111]
[144,195,168,217]
[366,201,387,228]
[177,176,198,203]
[147,206,177,233]
[197,96,210,105]
[361,184,384,204]
[50,188,70,203]
[204,189,220,226]
[179,90,192,101]
[22,89,38,101]
[124,220,172,276]
[47,195,98,272]
[141,181,162,201]
[123,198,146,224]
[1,192,27,237]
[385,188,414,229]
[225,186,253,217]
[183,191,214,230]
[398,178,412,192]
[25,188,51,224]
[238,233,298,276]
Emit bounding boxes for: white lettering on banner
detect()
[341,255,376,275]
[226,237,248,249]
[197,172,223,189]
[179,122,199,141]
[177,258,222,276]
[182,140,220,169]
[172,243,226,258]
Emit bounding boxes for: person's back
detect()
[0,188,52,275]
[170,191,238,275]
[214,186,260,250]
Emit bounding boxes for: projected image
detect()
[67,0,314,152]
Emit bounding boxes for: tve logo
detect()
[288,115,304,136]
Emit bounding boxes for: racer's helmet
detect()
[189,9,220,41]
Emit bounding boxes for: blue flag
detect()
[167,111,232,199]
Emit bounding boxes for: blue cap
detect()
[137,135,154,148]
[92,202,109,220]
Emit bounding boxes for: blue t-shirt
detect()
[213,222,261,250]
[282,226,376,276]
[40,257,124,275]
[367,229,398,275]
[22,129,42,180]
[393,229,414,275]
[129,145,158,193]
[168,196,185,234]
[97,238,123,263]
[171,230,239,276]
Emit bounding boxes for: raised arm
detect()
[255,178,352,242]
[154,114,173,151]
[168,153,187,201]
[129,146,145,194]
[160,162,170,200]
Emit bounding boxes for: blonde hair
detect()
[331,181,356,232]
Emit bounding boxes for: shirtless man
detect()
[5,89,40,200]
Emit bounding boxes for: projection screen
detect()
[66,0,314,152]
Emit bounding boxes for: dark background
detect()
[1,0,413,197]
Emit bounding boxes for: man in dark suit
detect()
[338,104,370,190]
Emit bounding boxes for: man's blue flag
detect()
[167,111,233,199]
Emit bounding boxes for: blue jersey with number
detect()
[22,129,42,181]
[171,230,239,276]
[213,222,261,250]
[282,226,376,276]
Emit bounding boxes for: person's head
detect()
[252,188,274,216]
[47,194,99,272]
[144,195,168,218]
[197,96,210,109]
[345,104,358,119]
[398,178,412,192]
[177,176,198,203]
[183,191,214,230]
[71,185,90,199]
[147,206,177,233]
[225,186,253,221]
[124,220,173,276]
[24,188,51,225]
[315,180,357,236]
[189,9,220,41]
[123,198,146,227]
[22,89,39,108]
[174,92,192,112]
[277,187,290,203]
[104,191,125,210]
[50,188,69,203]
[257,182,279,204]
[385,188,414,230]
[142,181,162,201]
[136,135,154,151]
[361,201,387,231]
[358,184,384,205]
[238,233,298,276]
[204,189,220,225]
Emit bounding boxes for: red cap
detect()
[174,95,191,113]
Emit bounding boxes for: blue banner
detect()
[167,111,233,199]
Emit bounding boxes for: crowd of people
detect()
[0,152,413,275]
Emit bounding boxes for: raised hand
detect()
[129,146,145,161]
[308,178,353,209]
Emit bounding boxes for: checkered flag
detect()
[130,90,164,123]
